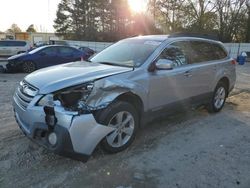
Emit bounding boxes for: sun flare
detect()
[128,0,148,13]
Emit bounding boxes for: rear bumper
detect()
[13,94,114,161]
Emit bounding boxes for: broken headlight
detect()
[38,94,55,107]
[54,82,94,110]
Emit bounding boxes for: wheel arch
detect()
[218,76,230,96]
[115,92,144,120]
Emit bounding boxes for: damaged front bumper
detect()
[13,93,115,161]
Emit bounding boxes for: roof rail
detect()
[169,33,219,41]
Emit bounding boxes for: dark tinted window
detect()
[0,41,7,47]
[41,47,57,55]
[0,41,26,47]
[80,47,94,54]
[58,47,75,55]
[158,41,189,67]
[210,43,227,59]
[189,41,227,63]
[9,41,26,46]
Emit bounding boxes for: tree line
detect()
[54,0,160,41]
[54,0,250,42]
[4,24,37,34]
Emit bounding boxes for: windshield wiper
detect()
[97,62,121,66]
[96,61,135,69]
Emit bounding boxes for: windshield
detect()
[90,39,161,67]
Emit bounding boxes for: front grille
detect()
[14,81,38,109]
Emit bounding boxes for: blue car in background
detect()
[6,45,90,73]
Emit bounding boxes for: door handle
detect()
[184,70,192,77]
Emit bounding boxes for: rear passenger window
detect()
[158,41,189,67]
[189,41,213,63]
[59,47,75,55]
[189,41,227,63]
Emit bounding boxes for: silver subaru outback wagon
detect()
[13,35,236,161]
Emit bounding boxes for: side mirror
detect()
[155,59,174,70]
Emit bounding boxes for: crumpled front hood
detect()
[24,61,133,94]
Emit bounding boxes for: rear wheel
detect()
[95,101,139,153]
[22,61,36,73]
[207,81,228,113]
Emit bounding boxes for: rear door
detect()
[187,41,222,101]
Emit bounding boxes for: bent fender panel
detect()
[69,114,115,155]
[85,78,147,110]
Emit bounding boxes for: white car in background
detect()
[0,40,31,56]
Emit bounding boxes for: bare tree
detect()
[215,0,247,42]
[183,0,217,31]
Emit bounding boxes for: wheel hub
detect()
[106,111,135,148]
[214,86,226,109]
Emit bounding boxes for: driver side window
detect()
[158,41,189,67]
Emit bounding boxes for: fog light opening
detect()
[41,131,46,138]
[48,132,57,146]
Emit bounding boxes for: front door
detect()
[148,41,197,111]
[36,47,59,68]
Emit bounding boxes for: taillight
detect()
[231,59,237,65]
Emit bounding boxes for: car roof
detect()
[129,35,169,41]
[37,45,76,50]
[128,34,220,43]
[0,40,28,42]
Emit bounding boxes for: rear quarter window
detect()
[210,43,227,60]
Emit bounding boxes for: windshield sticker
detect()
[144,41,161,46]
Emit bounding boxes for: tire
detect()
[207,81,228,113]
[22,61,36,73]
[95,101,139,153]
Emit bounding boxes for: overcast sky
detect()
[0,0,61,32]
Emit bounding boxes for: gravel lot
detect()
[0,63,250,188]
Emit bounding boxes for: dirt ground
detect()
[0,63,250,188]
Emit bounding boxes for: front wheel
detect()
[95,101,139,153]
[207,82,227,113]
[22,61,36,73]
